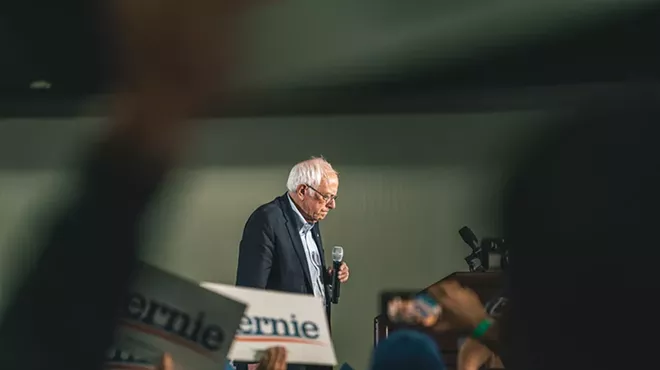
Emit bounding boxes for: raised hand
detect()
[427,280,488,333]
[107,0,260,160]
[256,346,287,370]
[157,353,174,370]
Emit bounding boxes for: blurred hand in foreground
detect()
[157,353,174,370]
[256,346,288,370]
[428,280,488,333]
[107,0,260,160]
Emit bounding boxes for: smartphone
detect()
[381,291,441,327]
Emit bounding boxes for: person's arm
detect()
[458,337,493,370]
[0,0,255,367]
[426,280,508,362]
[236,212,275,289]
[472,318,503,360]
[450,308,506,360]
[477,296,511,363]
[0,122,170,370]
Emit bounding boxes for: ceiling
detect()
[1,0,659,116]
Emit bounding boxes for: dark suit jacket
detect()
[236,193,332,306]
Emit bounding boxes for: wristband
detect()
[470,318,493,339]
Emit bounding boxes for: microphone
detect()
[459,226,485,272]
[458,226,479,250]
[331,246,344,304]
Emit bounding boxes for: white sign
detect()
[111,263,247,370]
[201,283,337,366]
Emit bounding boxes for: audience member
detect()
[369,330,445,370]
[503,98,659,370]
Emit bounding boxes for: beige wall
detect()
[0,113,548,369]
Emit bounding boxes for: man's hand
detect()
[256,346,287,370]
[329,262,350,283]
[428,280,488,333]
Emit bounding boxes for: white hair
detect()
[286,157,338,193]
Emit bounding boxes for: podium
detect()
[373,272,503,370]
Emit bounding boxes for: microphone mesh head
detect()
[332,246,344,262]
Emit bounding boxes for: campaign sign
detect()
[114,263,247,370]
[201,283,337,366]
[104,347,158,370]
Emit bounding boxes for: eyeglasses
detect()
[306,184,338,203]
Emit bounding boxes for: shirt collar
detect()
[287,193,314,233]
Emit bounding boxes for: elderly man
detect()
[236,157,350,306]
[236,157,349,370]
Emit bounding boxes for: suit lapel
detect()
[279,194,313,290]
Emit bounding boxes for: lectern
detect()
[373,272,503,370]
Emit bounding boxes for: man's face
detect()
[296,174,339,223]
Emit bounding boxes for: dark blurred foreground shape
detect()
[0,136,168,369]
[504,94,660,370]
